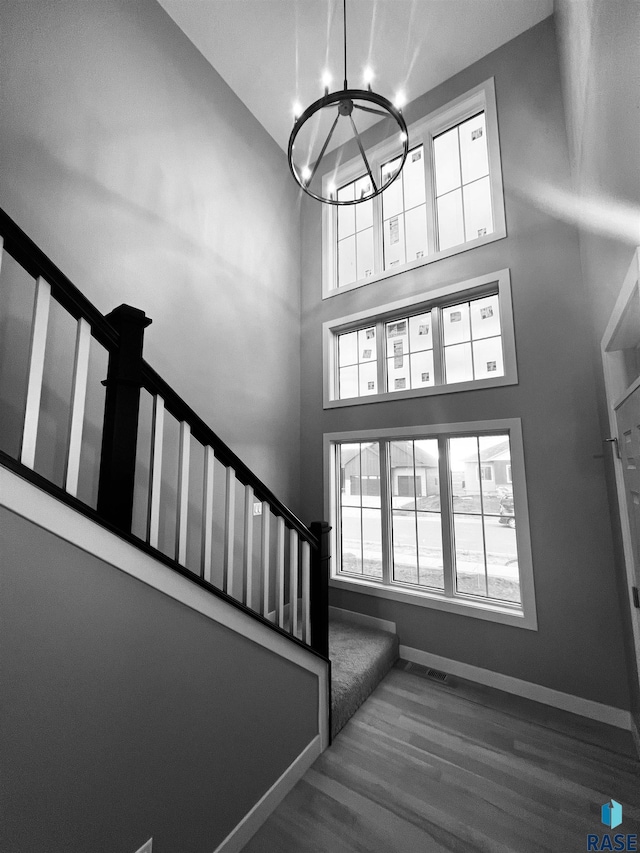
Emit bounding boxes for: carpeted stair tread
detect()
[329,618,399,739]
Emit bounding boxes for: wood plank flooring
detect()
[244,661,639,853]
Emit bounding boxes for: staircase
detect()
[1,207,405,852]
[0,206,400,746]
[329,610,399,739]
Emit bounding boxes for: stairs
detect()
[329,611,399,739]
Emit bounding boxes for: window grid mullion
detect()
[432,307,445,386]
[412,441,421,586]
[334,332,340,400]
[376,321,385,393]
[468,302,477,380]
[438,435,455,597]
[456,125,467,242]
[359,444,365,576]
[336,443,344,574]
[400,161,408,265]
[379,440,392,585]
[424,132,438,256]
[476,438,489,597]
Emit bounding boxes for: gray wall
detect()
[299,17,631,710]
[0,506,318,853]
[555,0,640,720]
[0,0,302,511]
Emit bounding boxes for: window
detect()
[381,146,427,269]
[322,79,506,297]
[337,325,377,398]
[325,420,537,629]
[384,313,434,393]
[434,113,492,249]
[324,269,517,407]
[337,177,374,287]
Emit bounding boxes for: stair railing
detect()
[0,208,330,657]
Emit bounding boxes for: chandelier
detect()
[287,0,408,205]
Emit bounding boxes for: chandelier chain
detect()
[343,0,348,89]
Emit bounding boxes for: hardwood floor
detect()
[244,662,639,853]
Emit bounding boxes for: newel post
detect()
[309,521,331,658]
[97,304,152,533]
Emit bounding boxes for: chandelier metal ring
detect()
[288,88,409,205]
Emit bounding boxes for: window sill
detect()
[323,228,507,300]
[325,372,517,409]
[330,574,538,630]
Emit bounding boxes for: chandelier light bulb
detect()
[292,100,303,120]
[400,131,407,142]
[363,65,374,87]
[322,70,332,92]
[394,90,406,110]
[301,165,312,183]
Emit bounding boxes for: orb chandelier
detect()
[287,0,409,205]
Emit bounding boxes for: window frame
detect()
[324,418,537,630]
[323,269,517,408]
[322,78,506,299]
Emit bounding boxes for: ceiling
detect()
[157,0,554,153]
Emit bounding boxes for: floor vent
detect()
[426,668,448,683]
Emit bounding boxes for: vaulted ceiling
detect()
[157,0,554,152]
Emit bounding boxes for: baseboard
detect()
[212,734,322,853]
[329,606,397,635]
[631,711,640,758]
[400,645,632,731]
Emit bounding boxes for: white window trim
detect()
[322,78,507,299]
[323,268,517,408]
[324,419,537,630]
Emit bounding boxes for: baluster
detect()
[289,529,299,637]
[65,317,91,497]
[176,421,191,566]
[21,277,51,469]
[275,516,285,628]
[261,502,270,618]
[301,540,311,644]
[147,394,165,549]
[223,467,236,597]
[244,485,254,608]
[201,446,215,583]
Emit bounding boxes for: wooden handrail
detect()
[0,208,119,351]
